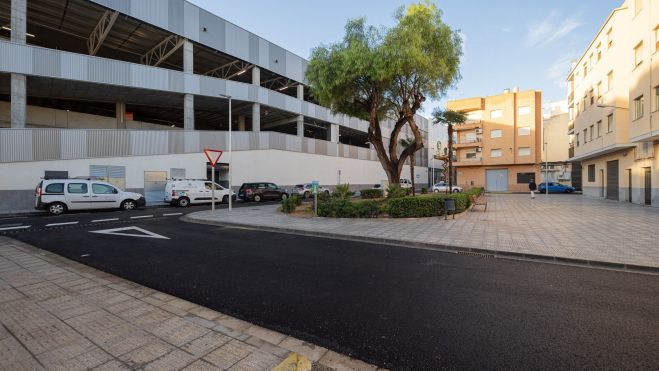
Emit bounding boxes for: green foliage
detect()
[318,198,382,218]
[385,192,475,218]
[360,189,383,199]
[281,195,303,214]
[421,187,428,194]
[432,108,467,127]
[332,184,352,200]
[386,184,409,199]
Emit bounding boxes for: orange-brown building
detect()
[447,89,542,192]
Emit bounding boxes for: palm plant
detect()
[432,109,467,193]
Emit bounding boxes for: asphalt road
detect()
[2,209,658,370]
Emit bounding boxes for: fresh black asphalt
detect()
[2,209,658,370]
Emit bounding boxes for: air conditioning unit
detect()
[475,128,483,134]
[476,147,482,152]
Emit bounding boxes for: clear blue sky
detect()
[189,0,621,120]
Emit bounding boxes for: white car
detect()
[399,179,413,189]
[35,178,145,215]
[292,183,331,198]
[165,179,235,207]
[432,181,462,193]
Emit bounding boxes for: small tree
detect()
[306,2,461,184]
[399,137,416,195]
[432,109,467,193]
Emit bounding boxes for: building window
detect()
[634,42,644,67]
[576,133,580,146]
[465,150,477,159]
[490,109,503,119]
[518,106,531,115]
[583,129,588,142]
[590,89,594,105]
[635,0,643,15]
[490,129,502,138]
[597,120,602,137]
[467,111,482,120]
[607,114,614,133]
[589,125,594,141]
[606,28,613,49]
[588,164,596,182]
[597,43,602,61]
[583,63,588,77]
[518,126,531,136]
[633,95,644,120]
[607,71,613,91]
[491,149,502,158]
[597,81,602,100]
[518,147,531,156]
[517,172,535,184]
[655,86,659,112]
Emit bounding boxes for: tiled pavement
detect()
[0,237,381,371]
[186,194,659,269]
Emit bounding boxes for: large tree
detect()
[306,2,462,184]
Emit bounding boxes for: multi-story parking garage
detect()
[0,0,429,210]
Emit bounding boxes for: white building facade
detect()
[0,0,429,211]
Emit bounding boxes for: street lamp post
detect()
[219,94,232,212]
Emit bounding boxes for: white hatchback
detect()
[35,178,145,215]
[164,179,235,207]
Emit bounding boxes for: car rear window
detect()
[67,183,88,194]
[45,183,64,194]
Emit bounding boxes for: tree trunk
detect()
[409,156,416,196]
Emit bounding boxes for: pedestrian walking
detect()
[529,179,537,199]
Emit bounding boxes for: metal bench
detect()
[470,194,488,212]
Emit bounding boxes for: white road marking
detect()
[89,226,169,239]
[45,221,79,227]
[0,225,31,231]
[80,254,90,257]
[130,215,153,219]
[163,213,183,216]
[91,218,119,223]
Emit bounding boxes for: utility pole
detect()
[447,123,453,194]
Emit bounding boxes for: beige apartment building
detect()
[447,89,542,192]
[542,101,572,185]
[567,0,658,206]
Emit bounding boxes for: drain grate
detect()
[457,251,494,258]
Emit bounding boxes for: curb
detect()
[181,214,659,276]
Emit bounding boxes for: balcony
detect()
[454,137,482,149]
[453,157,483,166]
[455,121,483,131]
[568,146,575,159]
[567,120,574,134]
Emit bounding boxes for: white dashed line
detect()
[91,218,119,223]
[130,215,153,219]
[0,225,31,231]
[45,221,79,227]
[162,213,183,216]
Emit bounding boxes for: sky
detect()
[188,0,622,141]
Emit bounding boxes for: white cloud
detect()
[527,11,582,47]
[546,54,576,88]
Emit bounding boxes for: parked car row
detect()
[537,182,575,193]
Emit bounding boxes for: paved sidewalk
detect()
[0,237,380,371]
[185,194,659,270]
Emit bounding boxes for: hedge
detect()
[360,189,383,199]
[281,195,303,213]
[318,199,382,218]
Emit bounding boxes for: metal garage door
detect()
[486,169,508,192]
[144,171,168,204]
[606,160,619,200]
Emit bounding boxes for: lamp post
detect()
[219,93,232,212]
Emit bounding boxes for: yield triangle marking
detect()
[89,226,169,239]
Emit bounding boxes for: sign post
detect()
[203,149,223,214]
[312,180,319,217]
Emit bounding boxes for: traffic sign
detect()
[203,149,224,167]
[311,180,319,194]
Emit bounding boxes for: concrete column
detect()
[252,66,260,85]
[238,115,246,131]
[184,94,194,130]
[183,39,194,74]
[252,103,260,132]
[10,0,27,128]
[297,84,304,100]
[116,102,126,129]
[297,115,304,137]
[330,124,339,143]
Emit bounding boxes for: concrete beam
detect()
[252,66,260,85]
[10,74,26,128]
[252,103,260,132]
[297,84,304,100]
[183,39,193,74]
[10,0,26,44]
[297,115,304,137]
[116,102,126,129]
[184,94,194,130]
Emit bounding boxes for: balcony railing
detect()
[0,128,393,164]
[568,146,575,159]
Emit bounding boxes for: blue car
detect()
[538,182,575,193]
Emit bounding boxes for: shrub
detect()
[281,195,302,213]
[352,200,381,218]
[385,193,474,218]
[386,184,409,199]
[317,198,382,218]
[332,183,352,200]
[360,189,383,199]
[421,187,428,194]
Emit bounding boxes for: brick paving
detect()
[0,237,381,371]
[187,194,659,269]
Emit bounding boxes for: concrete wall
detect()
[0,101,178,130]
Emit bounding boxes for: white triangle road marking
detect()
[89,226,169,239]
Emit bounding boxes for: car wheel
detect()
[433,189,439,193]
[177,197,190,207]
[452,189,460,193]
[47,202,66,215]
[222,195,229,203]
[281,193,288,201]
[121,199,137,211]
[254,194,262,202]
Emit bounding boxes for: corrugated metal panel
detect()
[258,132,269,150]
[358,147,367,160]
[131,131,168,156]
[87,130,130,158]
[285,135,302,152]
[60,130,87,160]
[32,129,61,161]
[0,129,32,162]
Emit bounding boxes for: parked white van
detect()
[164,179,235,207]
[35,178,145,215]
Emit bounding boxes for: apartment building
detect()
[0,0,429,211]
[447,89,542,192]
[542,101,572,185]
[567,0,658,206]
